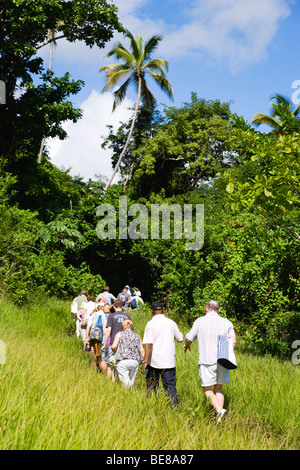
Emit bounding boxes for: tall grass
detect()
[0,298,299,450]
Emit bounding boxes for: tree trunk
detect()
[100,76,141,201]
[38,30,53,164]
[123,161,134,190]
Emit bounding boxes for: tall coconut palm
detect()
[38,30,55,164]
[99,29,174,199]
[251,93,300,136]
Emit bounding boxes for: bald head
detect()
[206,300,220,313]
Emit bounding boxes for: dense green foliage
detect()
[0,3,299,361]
[0,0,122,167]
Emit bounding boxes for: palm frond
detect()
[149,72,174,101]
[143,58,169,75]
[143,35,163,61]
[140,77,157,111]
[251,113,280,129]
[270,93,291,107]
[100,66,132,92]
[124,29,142,61]
[293,103,300,118]
[112,76,133,111]
[105,43,135,65]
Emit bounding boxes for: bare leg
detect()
[203,386,223,413]
[214,384,224,410]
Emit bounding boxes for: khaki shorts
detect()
[198,363,230,387]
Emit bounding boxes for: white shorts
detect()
[198,363,230,387]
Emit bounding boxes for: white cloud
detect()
[47,90,133,181]
[159,0,292,72]
[39,0,292,74]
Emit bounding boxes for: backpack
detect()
[99,293,106,304]
[90,314,104,343]
[70,300,78,319]
[131,287,141,296]
[130,297,137,309]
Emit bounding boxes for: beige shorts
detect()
[198,363,230,387]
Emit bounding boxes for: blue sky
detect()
[45,0,300,181]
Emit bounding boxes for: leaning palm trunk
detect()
[100,76,141,201]
[123,161,134,190]
[38,31,54,164]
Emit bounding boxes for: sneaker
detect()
[216,408,228,423]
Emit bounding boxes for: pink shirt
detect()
[142,314,183,369]
[186,312,236,365]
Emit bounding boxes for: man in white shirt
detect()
[183,300,236,422]
[141,301,183,406]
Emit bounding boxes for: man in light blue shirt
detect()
[96,285,116,305]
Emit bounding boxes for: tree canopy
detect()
[0,3,299,359]
[0,0,122,167]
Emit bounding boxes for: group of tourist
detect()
[70,287,237,423]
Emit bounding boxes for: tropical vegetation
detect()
[99,29,174,196]
[0,1,299,450]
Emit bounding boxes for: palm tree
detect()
[251,93,300,136]
[99,29,174,199]
[38,30,54,164]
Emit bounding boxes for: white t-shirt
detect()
[85,301,97,316]
[142,314,183,369]
[87,311,107,330]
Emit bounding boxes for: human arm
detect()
[229,336,237,349]
[183,320,198,352]
[140,338,145,359]
[81,308,86,325]
[111,332,120,352]
[228,322,236,349]
[174,323,183,343]
[183,337,193,353]
[141,343,152,374]
[100,326,111,352]
[85,324,91,343]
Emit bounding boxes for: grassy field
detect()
[0,298,299,450]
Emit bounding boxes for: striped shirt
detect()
[185,312,235,365]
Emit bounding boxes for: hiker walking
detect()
[96,285,116,305]
[111,319,144,389]
[183,300,236,422]
[70,289,87,321]
[117,286,132,311]
[141,301,183,407]
[100,299,132,381]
